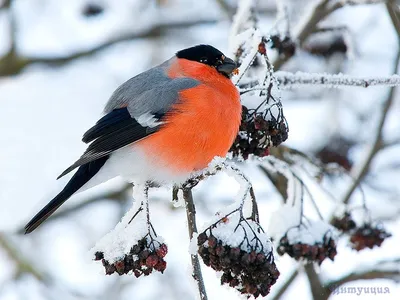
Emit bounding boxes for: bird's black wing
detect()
[57,107,163,179]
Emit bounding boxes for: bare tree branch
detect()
[304,264,329,300]
[183,188,208,300]
[0,18,217,77]
[0,0,11,10]
[323,258,400,298]
[273,0,387,70]
[15,184,131,234]
[386,0,400,37]
[0,234,46,281]
[341,14,400,205]
[271,267,300,300]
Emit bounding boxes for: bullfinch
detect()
[24,44,241,234]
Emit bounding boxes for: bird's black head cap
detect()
[176,44,237,77]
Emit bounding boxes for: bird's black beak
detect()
[217,57,237,76]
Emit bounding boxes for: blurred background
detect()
[0,0,399,299]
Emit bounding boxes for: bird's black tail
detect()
[24,156,109,234]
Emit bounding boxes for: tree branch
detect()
[0,17,217,77]
[0,0,11,10]
[183,188,208,300]
[240,72,400,92]
[340,11,400,205]
[304,264,329,300]
[15,184,131,234]
[323,258,400,298]
[273,0,387,70]
[0,234,46,281]
[271,267,300,300]
[386,0,400,38]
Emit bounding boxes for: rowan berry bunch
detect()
[94,235,168,276]
[277,227,337,265]
[230,104,288,160]
[269,34,296,58]
[331,211,391,251]
[197,213,279,298]
[349,223,391,251]
[332,212,357,232]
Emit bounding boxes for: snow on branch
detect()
[240,71,400,91]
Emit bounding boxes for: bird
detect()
[24,44,242,234]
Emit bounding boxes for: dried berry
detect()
[230,105,288,160]
[270,35,296,58]
[332,212,356,232]
[350,224,391,251]
[197,229,279,298]
[95,238,168,277]
[156,243,168,258]
[277,232,337,264]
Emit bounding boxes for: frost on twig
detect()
[229,30,289,159]
[270,71,400,89]
[91,183,167,276]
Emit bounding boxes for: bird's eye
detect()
[199,57,208,63]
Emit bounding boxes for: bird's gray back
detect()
[104,58,199,118]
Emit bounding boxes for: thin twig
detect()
[386,0,400,38]
[271,266,300,300]
[182,188,208,300]
[249,187,259,222]
[341,41,400,205]
[0,234,46,281]
[0,17,217,77]
[16,184,131,234]
[322,258,400,299]
[272,0,386,70]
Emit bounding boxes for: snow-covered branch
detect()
[240,71,400,91]
[183,188,208,300]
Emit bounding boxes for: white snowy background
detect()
[0,0,399,299]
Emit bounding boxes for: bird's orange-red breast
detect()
[137,58,241,173]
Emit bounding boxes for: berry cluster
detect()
[350,224,392,251]
[94,237,168,276]
[230,105,289,160]
[197,231,279,298]
[269,35,296,58]
[332,212,356,232]
[277,232,337,264]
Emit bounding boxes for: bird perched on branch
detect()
[25,45,241,234]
